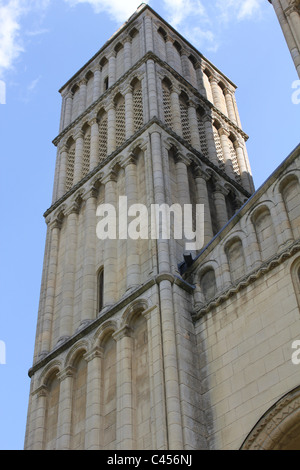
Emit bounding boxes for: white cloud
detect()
[64,0,147,23]
[0,0,50,78]
[216,0,263,23]
[162,0,207,28]
[0,0,24,76]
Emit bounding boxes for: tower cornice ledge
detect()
[27,269,194,379]
[53,51,247,149]
[44,118,251,220]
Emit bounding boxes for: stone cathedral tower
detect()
[268,0,300,78]
[25,3,300,451]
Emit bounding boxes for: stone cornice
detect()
[53,51,248,149]
[58,4,236,96]
[44,116,251,220]
[27,266,198,379]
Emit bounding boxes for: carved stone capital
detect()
[214,181,229,196]
[174,151,190,166]
[83,185,99,201]
[218,127,230,137]
[79,78,87,87]
[33,384,48,399]
[194,166,210,181]
[102,170,117,185]
[49,216,63,230]
[74,128,84,140]
[57,366,75,382]
[65,200,81,216]
[112,325,133,342]
[121,154,137,169]
[84,346,103,362]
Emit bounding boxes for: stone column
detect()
[272,0,300,77]
[144,14,154,52]
[150,131,183,449]
[203,114,219,165]
[234,140,252,193]
[170,85,183,136]
[219,128,235,179]
[218,248,232,289]
[287,5,300,50]
[32,386,47,450]
[64,92,73,128]
[156,275,184,450]
[74,129,84,184]
[113,326,134,450]
[188,101,201,151]
[214,182,228,231]
[40,216,62,356]
[56,367,74,450]
[224,88,237,124]
[108,51,116,87]
[124,38,132,72]
[107,102,116,155]
[81,186,98,327]
[57,144,68,199]
[166,36,175,69]
[102,172,118,307]
[93,66,101,102]
[175,153,191,207]
[150,130,170,273]
[84,347,102,450]
[59,202,79,342]
[147,59,159,119]
[123,156,140,290]
[79,79,87,115]
[124,85,134,139]
[90,117,100,171]
[209,76,223,111]
[246,222,262,270]
[195,63,207,96]
[142,306,168,449]
[195,168,213,245]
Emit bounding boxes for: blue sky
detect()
[0,0,299,450]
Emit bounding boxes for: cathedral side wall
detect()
[195,255,300,449]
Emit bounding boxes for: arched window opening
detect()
[71,353,87,450]
[98,268,104,313]
[252,206,278,261]
[104,76,109,91]
[225,237,246,283]
[132,78,143,133]
[200,268,217,302]
[197,106,208,156]
[280,175,300,239]
[162,77,172,128]
[98,109,108,162]
[158,27,167,42]
[115,93,126,148]
[44,370,60,450]
[66,138,75,192]
[179,91,191,144]
[82,124,91,178]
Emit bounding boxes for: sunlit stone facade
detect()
[25,4,300,450]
